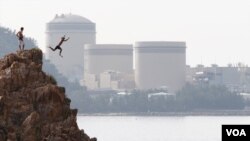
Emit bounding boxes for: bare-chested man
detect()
[16,27,25,51]
[48,35,70,57]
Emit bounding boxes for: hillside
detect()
[0,48,96,141]
[0,26,37,57]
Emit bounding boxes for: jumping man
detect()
[16,27,25,51]
[48,35,70,57]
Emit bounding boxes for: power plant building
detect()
[45,14,187,92]
[84,44,134,90]
[134,41,186,92]
[45,14,96,82]
[186,64,250,92]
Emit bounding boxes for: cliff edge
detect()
[0,48,95,141]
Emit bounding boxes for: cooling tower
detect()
[83,44,133,89]
[134,41,186,92]
[84,44,133,74]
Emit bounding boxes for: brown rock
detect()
[0,48,95,141]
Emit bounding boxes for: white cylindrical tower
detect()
[83,44,133,89]
[84,44,133,74]
[134,41,186,93]
[45,13,96,82]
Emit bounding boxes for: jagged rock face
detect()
[0,49,95,141]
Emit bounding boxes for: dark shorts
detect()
[19,38,23,41]
[55,46,62,50]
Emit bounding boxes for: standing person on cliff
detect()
[16,27,25,51]
[48,35,70,57]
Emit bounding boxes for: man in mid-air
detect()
[48,35,70,57]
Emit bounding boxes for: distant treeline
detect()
[74,84,245,113]
[0,26,37,57]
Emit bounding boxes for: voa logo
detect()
[226,129,246,136]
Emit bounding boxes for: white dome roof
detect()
[49,14,93,23]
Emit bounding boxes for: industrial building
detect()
[44,14,250,94]
[84,44,134,90]
[186,64,250,92]
[45,13,96,82]
[134,41,186,93]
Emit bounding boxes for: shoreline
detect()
[78,110,250,117]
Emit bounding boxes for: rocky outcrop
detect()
[0,48,95,141]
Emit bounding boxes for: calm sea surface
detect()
[77,116,250,141]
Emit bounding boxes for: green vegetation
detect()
[76,84,245,113]
[176,84,245,111]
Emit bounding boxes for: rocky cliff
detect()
[0,48,96,141]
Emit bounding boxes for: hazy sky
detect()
[0,0,250,66]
